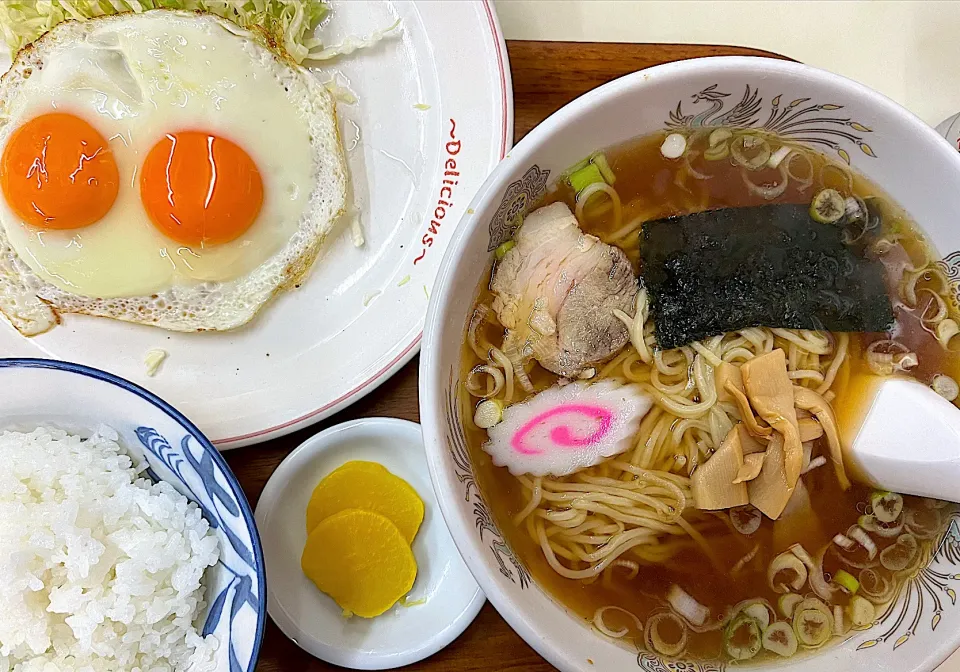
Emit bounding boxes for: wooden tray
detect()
[227,40,779,672]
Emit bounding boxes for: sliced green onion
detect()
[871,491,904,523]
[645,612,687,657]
[768,550,807,593]
[767,145,793,169]
[785,150,815,190]
[844,195,866,221]
[832,606,844,637]
[709,128,733,147]
[724,615,762,661]
[730,505,762,535]
[860,513,904,538]
[592,605,642,639]
[562,152,617,187]
[848,595,876,627]
[796,597,832,619]
[704,142,730,161]
[932,374,960,402]
[568,163,604,195]
[793,608,832,648]
[743,163,790,200]
[859,568,896,604]
[743,603,771,630]
[474,399,503,429]
[778,594,803,619]
[762,621,798,657]
[923,497,951,510]
[790,544,838,601]
[833,525,879,569]
[495,240,515,260]
[849,525,878,558]
[905,507,942,539]
[879,533,919,571]
[561,156,592,180]
[834,569,860,594]
[810,188,845,224]
[937,319,960,349]
[590,152,616,185]
[833,533,856,551]
[866,340,918,376]
[667,584,709,627]
[730,134,771,170]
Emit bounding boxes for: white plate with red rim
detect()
[0,0,512,447]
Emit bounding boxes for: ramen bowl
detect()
[420,57,960,672]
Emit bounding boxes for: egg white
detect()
[0,10,346,334]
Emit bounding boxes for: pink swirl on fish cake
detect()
[511,404,614,455]
[483,380,652,477]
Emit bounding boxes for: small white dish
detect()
[254,418,484,670]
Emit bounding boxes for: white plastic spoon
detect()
[841,375,960,501]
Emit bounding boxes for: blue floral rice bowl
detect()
[0,358,264,672]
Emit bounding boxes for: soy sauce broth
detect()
[459,128,960,662]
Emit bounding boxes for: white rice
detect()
[0,426,221,672]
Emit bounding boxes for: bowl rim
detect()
[420,55,960,672]
[0,357,268,671]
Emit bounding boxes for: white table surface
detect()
[493,1,960,670]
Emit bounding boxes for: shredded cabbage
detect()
[0,0,333,63]
[308,18,400,61]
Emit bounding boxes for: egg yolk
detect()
[1,113,120,230]
[140,131,264,246]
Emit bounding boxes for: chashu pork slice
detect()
[491,202,638,379]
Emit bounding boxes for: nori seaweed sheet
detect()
[640,204,894,349]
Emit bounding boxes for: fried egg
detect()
[0,10,346,334]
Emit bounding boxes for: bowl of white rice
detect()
[0,358,265,672]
